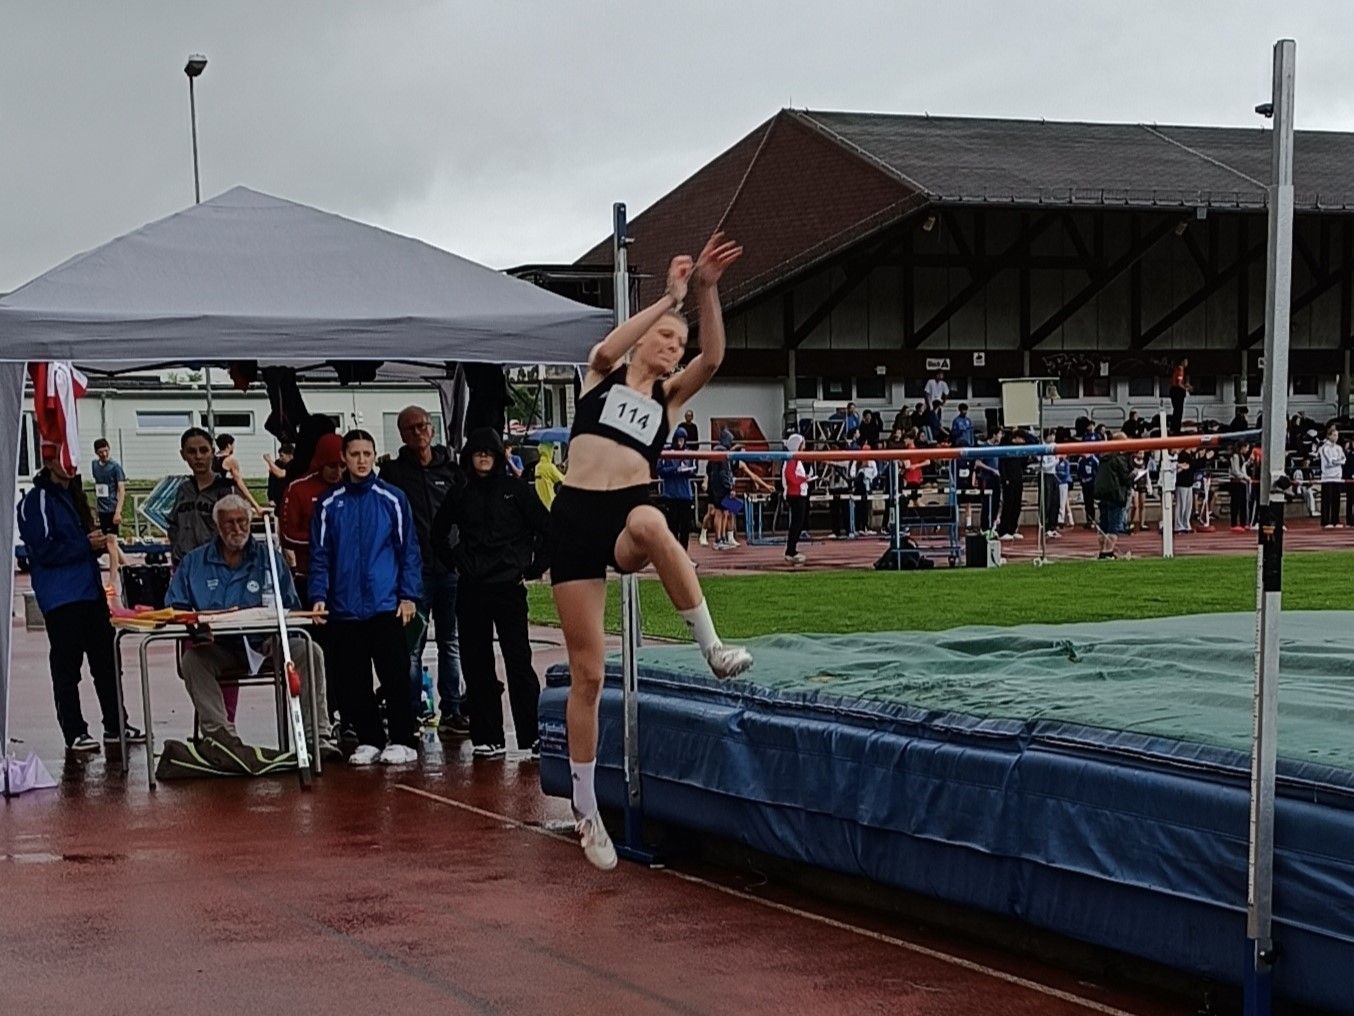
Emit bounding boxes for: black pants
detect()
[1168,386,1187,434]
[1042,474,1059,532]
[1230,480,1248,527]
[456,580,539,749]
[998,479,1023,536]
[785,496,808,555]
[830,493,852,536]
[327,614,415,748]
[1321,482,1342,526]
[1347,483,1354,526]
[44,599,124,745]
[661,498,694,550]
[1080,481,1097,525]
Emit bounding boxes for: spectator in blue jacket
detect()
[16,443,141,753]
[1076,451,1100,529]
[950,403,976,447]
[309,430,423,766]
[167,494,334,760]
[658,431,698,552]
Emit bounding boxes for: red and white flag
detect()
[28,361,88,473]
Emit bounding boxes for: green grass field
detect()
[526,550,1354,641]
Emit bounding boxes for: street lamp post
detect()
[184,54,212,429]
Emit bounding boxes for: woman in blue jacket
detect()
[657,431,698,551]
[309,430,424,766]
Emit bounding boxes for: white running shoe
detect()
[348,744,381,766]
[705,643,753,679]
[723,536,739,548]
[378,743,418,765]
[574,811,618,871]
[698,530,708,546]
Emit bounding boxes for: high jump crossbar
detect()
[667,430,1261,464]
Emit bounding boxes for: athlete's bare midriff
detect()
[561,433,662,491]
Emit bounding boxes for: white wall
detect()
[21,383,447,481]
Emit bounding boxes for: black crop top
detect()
[569,366,672,467]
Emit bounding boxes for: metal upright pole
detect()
[1160,409,1175,559]
[186,61,212,430]
[1245,38,1295,1016]
[613,203,652,862]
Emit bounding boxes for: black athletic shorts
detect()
[550,484,652,584]
[97,512,118,535]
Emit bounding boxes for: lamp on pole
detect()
[184,53,213,429]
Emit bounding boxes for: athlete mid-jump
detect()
[550,232,751,870]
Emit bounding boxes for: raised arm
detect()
[585,256,693,382]
[664,233,743,407]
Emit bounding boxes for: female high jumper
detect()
[550,232,750,870]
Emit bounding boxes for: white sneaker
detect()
[348,744,381,766]
[574,811,618,871]
[698,531,708,546]
[998,534,1015,542]
[1013,532,1025,540]
[784,553,806,564]
[705,643,753,679]
[723,536,739,548]
[378,743,418,765]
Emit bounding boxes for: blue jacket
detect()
[1055,458,1072,485]
[658,455,697,501]
[1076,455,1099,484]
[950,413,975,447]
[16,472,103,613]
[308,474,423,619]
[167,537,299,613]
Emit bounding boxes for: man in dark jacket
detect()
[16,442,142,752]
[378,405,468,734]
[1093,433,1134,559]
[431,428,549,757]
[996,432,1029,540]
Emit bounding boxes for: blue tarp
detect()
[539,614,1354,1013]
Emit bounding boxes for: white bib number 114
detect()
[599,384,663,446]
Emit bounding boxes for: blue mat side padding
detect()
[539,672,1354,1014]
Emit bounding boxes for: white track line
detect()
[395,784,1143,1016]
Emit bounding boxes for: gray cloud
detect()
[2,0,1349,291]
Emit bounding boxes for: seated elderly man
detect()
[165,494,337,762]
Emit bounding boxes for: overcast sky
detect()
[2,1,1350,292]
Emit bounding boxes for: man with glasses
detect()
[378,406,468,735]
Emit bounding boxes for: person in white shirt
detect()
[923,372,950,406]
[1318,426,1347,528]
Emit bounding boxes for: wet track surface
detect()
[4,580,1209,1015]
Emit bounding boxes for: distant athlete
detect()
[551,233,750,870]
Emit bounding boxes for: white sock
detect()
[570,760,598,818]
[679,600,722,655]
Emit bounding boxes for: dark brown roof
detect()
[578,109,1354,314]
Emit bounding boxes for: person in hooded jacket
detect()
[309,430,424,766]
[657,431,698,551]
[431,429,551,757]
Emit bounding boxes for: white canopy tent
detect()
[0,186,610,788]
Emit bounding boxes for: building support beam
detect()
[1243,252,1354,347]
[1024,214,1178,349]
[909,212,1057,348]
[1134,238,1266,349]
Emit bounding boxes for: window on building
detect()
[1127,376,1157,398]
[1083,376,1112,399]
[902,377,926,399]
[1247,375,1263,398]
[945,377,969,399]
[1190,374,1217,397]
[795,376,818,400]
[822,378,851,401]
[136,410,194,433]
[855,375,887,400]
[969,377,1000,399]
[1291,375,1319,396]
[1055,378,1078,400]
[199,411,253,434]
